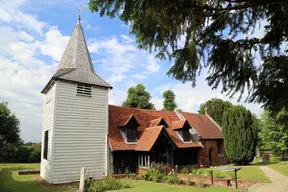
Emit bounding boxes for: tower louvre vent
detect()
[76,84,92,96]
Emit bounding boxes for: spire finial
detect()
[78,5,83,24]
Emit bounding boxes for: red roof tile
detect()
[108,105,222,151]
[181,112,223,139]
[171,120,186,130]
[135,126,164,151]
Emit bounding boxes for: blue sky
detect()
[0,0,264,142]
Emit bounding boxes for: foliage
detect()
[181,167,189,174]
[140,168,165,183]
[151,162,172,174]
[89,0,288,113]
[122,84,155,109]
[0,142,41,163]
[198,98,233,126]
[166,174,182,185]
[0,102,21,147]
[162,90,177,111]
[186,177,195,186]
[85,177,130,192]
[222,105,258,165]
[259,108,288,158]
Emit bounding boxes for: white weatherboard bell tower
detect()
[40,16,112,184]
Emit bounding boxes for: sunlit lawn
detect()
[0,163,74,192]
[120,180,244,192]
[212,166,270,182]
[0,164,246,192]
[252,155,288,176]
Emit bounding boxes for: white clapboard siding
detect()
[40,83,56,183]
[52,81,108,184]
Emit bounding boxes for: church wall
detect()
[52,80,108,184]
[40,83,56,183]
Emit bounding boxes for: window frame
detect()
[43,130,49,160]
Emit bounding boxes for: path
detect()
[248,166,288,192]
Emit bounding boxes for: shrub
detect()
[140,168,154,181]
[152,171,165,183]
[166,174,182,184]
[85,177,129,192]
[181,167,189,174]
[151,162,171,174]
[186,178,195,186]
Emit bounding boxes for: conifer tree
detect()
[222,105,258,165]
[162,90,177,111]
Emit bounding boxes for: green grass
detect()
[194,165,270,182]
[119,180,244,192]
[268,163,288,176]
[214,166,270,182]
[252,155,288,176]
[0,163,74,192]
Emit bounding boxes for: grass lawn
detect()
[0,164,245,192]
[268,164,288,176]
[120,180,244,192]
[216,166,270,182]
[0,163,74,192]
[252,155,288,176]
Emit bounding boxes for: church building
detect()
[40,17,228,184]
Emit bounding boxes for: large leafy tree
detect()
[162,90,177,111]
[222,105,258,165]
[198,98,232,125]
[259,108,288,159]
[0,102,21,146]
[122,84,155,109]
[89,0,288,112]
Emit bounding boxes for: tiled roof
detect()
[171,120,187,130]
[135,126,164,151]
[181,112,223,139]
[108,105,223,151]
[149,117,167,127]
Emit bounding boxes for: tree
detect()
[162,90,177,111]
[0,102,21,147]
[122,84,155,109]
[198,98,232,126]
[222,105,258,165]
[259,108,288,159]
[89,0,288,112]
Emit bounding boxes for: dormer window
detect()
[179,129,190,142]
[118,115,140,143]
[76,84,91,96]
[172,120,192,143]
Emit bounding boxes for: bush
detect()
[181,167,189,174]
[85,177,129,192]
[166,174,182,184]
[152,171,165,183]
[140,168,154,181]
[151,162,171,174]
[186,178,195,186]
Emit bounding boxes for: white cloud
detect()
[151,80,263,117]
[88,36,161,83]
[0,0,46,35]
[86,24,100,31]
[40,27,70,62]
[145,55,160,74]
[133,74,147,80]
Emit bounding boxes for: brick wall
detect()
[198,140,229,167]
